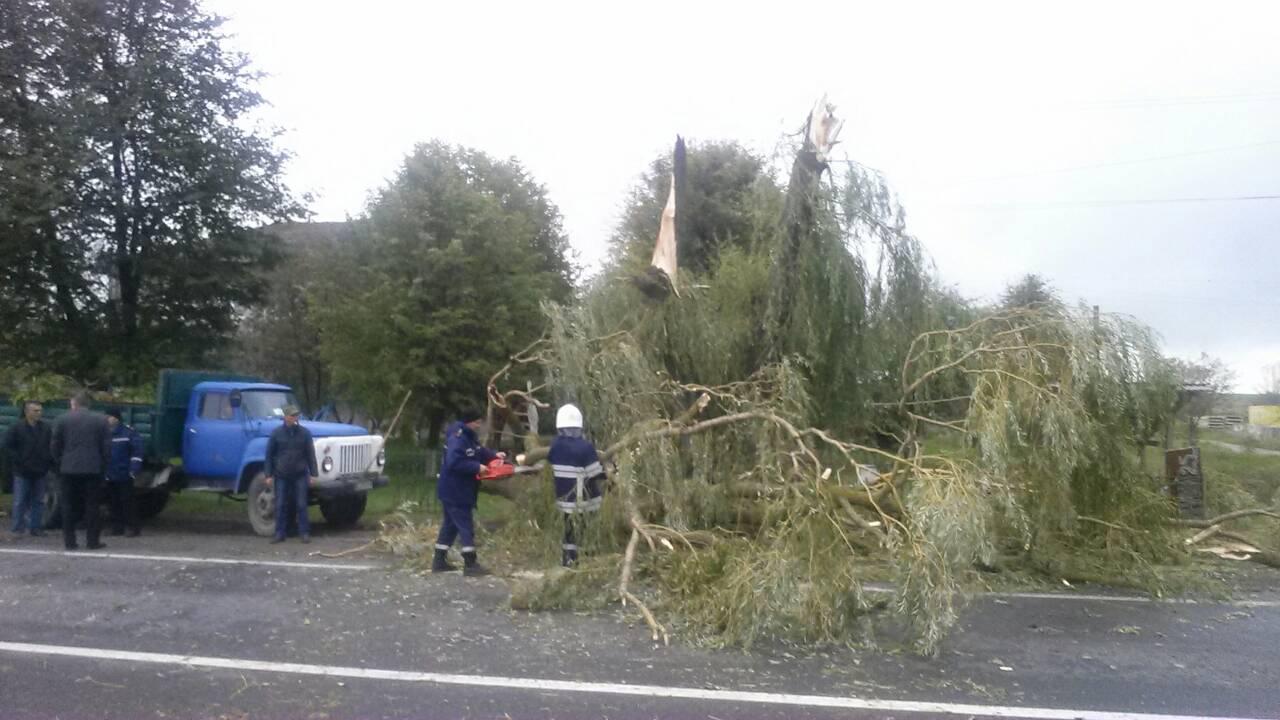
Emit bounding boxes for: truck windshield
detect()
[240,390,300,419]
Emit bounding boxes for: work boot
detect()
[561,547,578,568]
[431,548,458,573]
[461,551,490,577]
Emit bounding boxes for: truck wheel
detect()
[319,493,367,529]
[247,472,276,537]
[135,489,170,520]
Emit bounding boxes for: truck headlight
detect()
[376,449,386,468]
[321,456,334,473]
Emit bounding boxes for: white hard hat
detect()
[556,404,584,429]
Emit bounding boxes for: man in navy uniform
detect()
[265,404,317,544]
[433,407,503,576]
[547,404,606,567]
[104,408,144,537]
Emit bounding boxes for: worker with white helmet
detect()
[547,403,607,567]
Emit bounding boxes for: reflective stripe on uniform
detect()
[557,496,602,513]
[553,461,604,512]
[551,462,604,480]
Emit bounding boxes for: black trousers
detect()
[60,473,104,549]
[105,480,138,533]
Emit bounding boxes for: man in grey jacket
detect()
[51,391,111,551]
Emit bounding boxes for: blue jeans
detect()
[273,474,310,540]
[11,473,47,533]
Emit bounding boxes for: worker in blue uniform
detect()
[433,407,504,576]
[547,404,607,567]
[104,408,144,537]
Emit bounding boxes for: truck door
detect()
[183,391,244,482]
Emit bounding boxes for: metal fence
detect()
[380,446,443,512]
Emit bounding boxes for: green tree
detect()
[0,0,94,366]
[312,142,576,441]
[1169,353,1235,442]
[0,0,302,385]
[1260,362,1280,400]
[233,222,362,411]
[1000,273,1058,309]
[608,140,782,275]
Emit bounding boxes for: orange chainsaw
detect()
[476,458,516,481]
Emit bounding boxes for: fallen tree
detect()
[384,101,1271,655]
[476,292,1197,654]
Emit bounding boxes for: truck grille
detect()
[339,443,371,475]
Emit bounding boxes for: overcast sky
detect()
[206,0,1280,391]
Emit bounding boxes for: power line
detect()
[929,139,1280,188]
[1060,91,1280,109]
[946,194,1280,211]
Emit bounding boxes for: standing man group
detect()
[265,404,317,544]
[4,401,53,537]
[51,391,112,551]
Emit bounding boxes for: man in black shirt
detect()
[265,404,317,544]
[3,401,53,536]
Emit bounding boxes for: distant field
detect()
[1200,427,1280,453]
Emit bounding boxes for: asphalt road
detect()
[1,516,1278,720]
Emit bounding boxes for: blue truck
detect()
[0,369,388,535]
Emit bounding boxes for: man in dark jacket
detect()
[4,400,53,536]
[104,408,143,537]
[265,404,317,544]
[433,407,502,576]
[51,391,111,550]
[547,404,607,568]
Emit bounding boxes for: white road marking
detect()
[0,640,1265,720]
[3,548,1276,608]
[862,584,1280,608]
[981,591,1280,608]
[0,547,380,572]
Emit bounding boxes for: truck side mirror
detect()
[229,391,242,408]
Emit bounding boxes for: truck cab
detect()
[181,381,388,535]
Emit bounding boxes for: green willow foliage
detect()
[892,304,1180,650]
[490,143,1180,655]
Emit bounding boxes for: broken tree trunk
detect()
[764,96,843,361]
